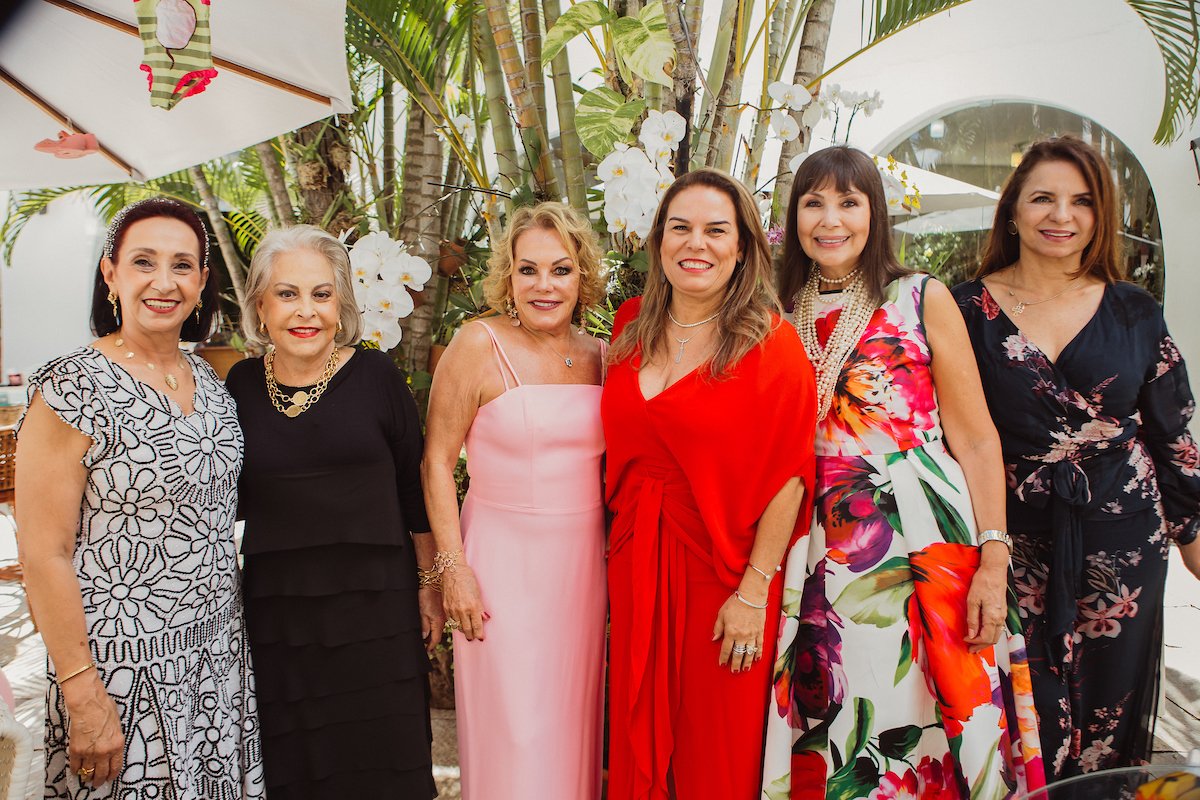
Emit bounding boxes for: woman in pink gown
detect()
[423,202,609,799]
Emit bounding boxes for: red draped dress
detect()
[602,298,817,800]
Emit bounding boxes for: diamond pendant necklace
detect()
[114,333,186,391]
[524,327,574,367]
[1005,264,1079,315]
[667,308,720,364]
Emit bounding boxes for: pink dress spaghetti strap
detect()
[453,324,607,799]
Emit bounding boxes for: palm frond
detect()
[865,0,971,42]
[1126,0,1200,144]
[346,0,476,95]
[225,209,269,258]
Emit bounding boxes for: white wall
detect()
[809,0,1200,364]
[1,194,101,385]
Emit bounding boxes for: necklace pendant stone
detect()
[564,358,573,368]
[164,374,179,391]
[1012,302,1026,315]
[285,405,304,418]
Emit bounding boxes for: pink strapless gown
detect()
[453,325,606,800]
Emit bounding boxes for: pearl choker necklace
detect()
[816,266,860,285]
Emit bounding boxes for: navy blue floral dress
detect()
[954,279,1200,781]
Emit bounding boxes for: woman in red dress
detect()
[603,168,817,800]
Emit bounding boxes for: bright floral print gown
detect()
[763,275,1044,800]
[953,280,1200,780]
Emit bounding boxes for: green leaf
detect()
[1125,0,1200,143]
[894,629,914,685]
[919,478,972,545]
[629,251,650,273]
[610,1,677,88]
[877,724,922,760]
[576,87,646,158]
[843,697,875,764]
[833,556,913,628]
[542,1,615,63]
[912,445,954,491]
[827,756,881,800]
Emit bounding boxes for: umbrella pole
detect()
[42,0,335,107]
[0,66,136,179]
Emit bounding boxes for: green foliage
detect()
[833,556,914,628]
[610,1,677,88]
[542,1,615,63]
[576,88,647,157]
[346,0,475,97]
[1126,0,1200,143]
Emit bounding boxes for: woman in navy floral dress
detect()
[954,137,1200,780]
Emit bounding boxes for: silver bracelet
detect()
[746,561,780,582]
[734,591,768,610]
[978,529,1013,552]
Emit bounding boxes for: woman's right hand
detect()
[61,673,124,786]
[442,564,489,641]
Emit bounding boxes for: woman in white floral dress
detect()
[16,198,264,799]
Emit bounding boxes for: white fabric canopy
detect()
[0,0,352,190]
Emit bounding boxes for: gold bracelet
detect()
[417,566,441,590]
[56,661,96,685]
[433,549,463,575]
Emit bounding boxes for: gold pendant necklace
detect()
[114,334,185,391]
[1005,264,1079,315]
[265,347,340,417]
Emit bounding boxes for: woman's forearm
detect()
[421,459,468,555]
[952,437,1010,570]
[23,553,94,676]
[740,477,806,602]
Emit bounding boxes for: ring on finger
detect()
[77,766,95,779]
[445,618,461,630]
[731,643,749,654]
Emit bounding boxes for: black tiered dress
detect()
[226,348,436,799]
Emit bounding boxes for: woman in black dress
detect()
[226,225,443,798]
[953,136,1200,780]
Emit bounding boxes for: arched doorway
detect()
[881,101,1164,299]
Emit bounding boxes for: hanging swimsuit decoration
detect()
[135,0,217,110]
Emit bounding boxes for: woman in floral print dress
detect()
[954,136,1200,780]
[763,147,1043,800]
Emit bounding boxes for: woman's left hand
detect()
[713,595,766,674]
[418,587,447,654]
[964,557,1008,654]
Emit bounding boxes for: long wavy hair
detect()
[609,168,780,378]
[978,135,1123,282]
[778,146,910,308]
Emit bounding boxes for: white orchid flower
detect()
[801,101,825,129]
[349,232,402,283]
[789,152,809,175]
[598,143,640,183]
[639,110,686,153]
[768,81,812,112]
[365,282,416,319]
[362,309,405,351]
[382,252,432,292]
[770,110,800,142]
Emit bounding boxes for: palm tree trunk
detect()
[662,0,702,174]
[291,117,357,236]
[520,0,549,135]
[398,93,444,372]
[741,0,793,188]
[772,0,834,211]
[704,16,744,171]
[253,141,293,226]
[691,0,739,169]
[543,0,588,211]
[475,13,520,195]
[189,165,247,308]
[382,72,398,233]
[483,0,561,199]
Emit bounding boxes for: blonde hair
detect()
[482,202,606,318]
[241,225,362,348]
[610,168,781,377]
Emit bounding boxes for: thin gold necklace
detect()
[1005,264,1080,315]
[522,326,574,368]
[264,347,340,417]
[113,333,186,391]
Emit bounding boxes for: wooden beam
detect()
[41,0,335,106]
[0,66,135,178]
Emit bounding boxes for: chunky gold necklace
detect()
[114,334,187,391]
[793,268,877,421]
[264,347,340,418]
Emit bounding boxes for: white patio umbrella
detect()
[894,205,997,235]
[879,160,1001,216]
[0,0,352,190]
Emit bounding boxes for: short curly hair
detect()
[482,202,606,318]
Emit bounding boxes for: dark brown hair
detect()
[779,146,910,307]
[609,168,780,378]
[978,135,1123,282]
[91,197,219,342]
